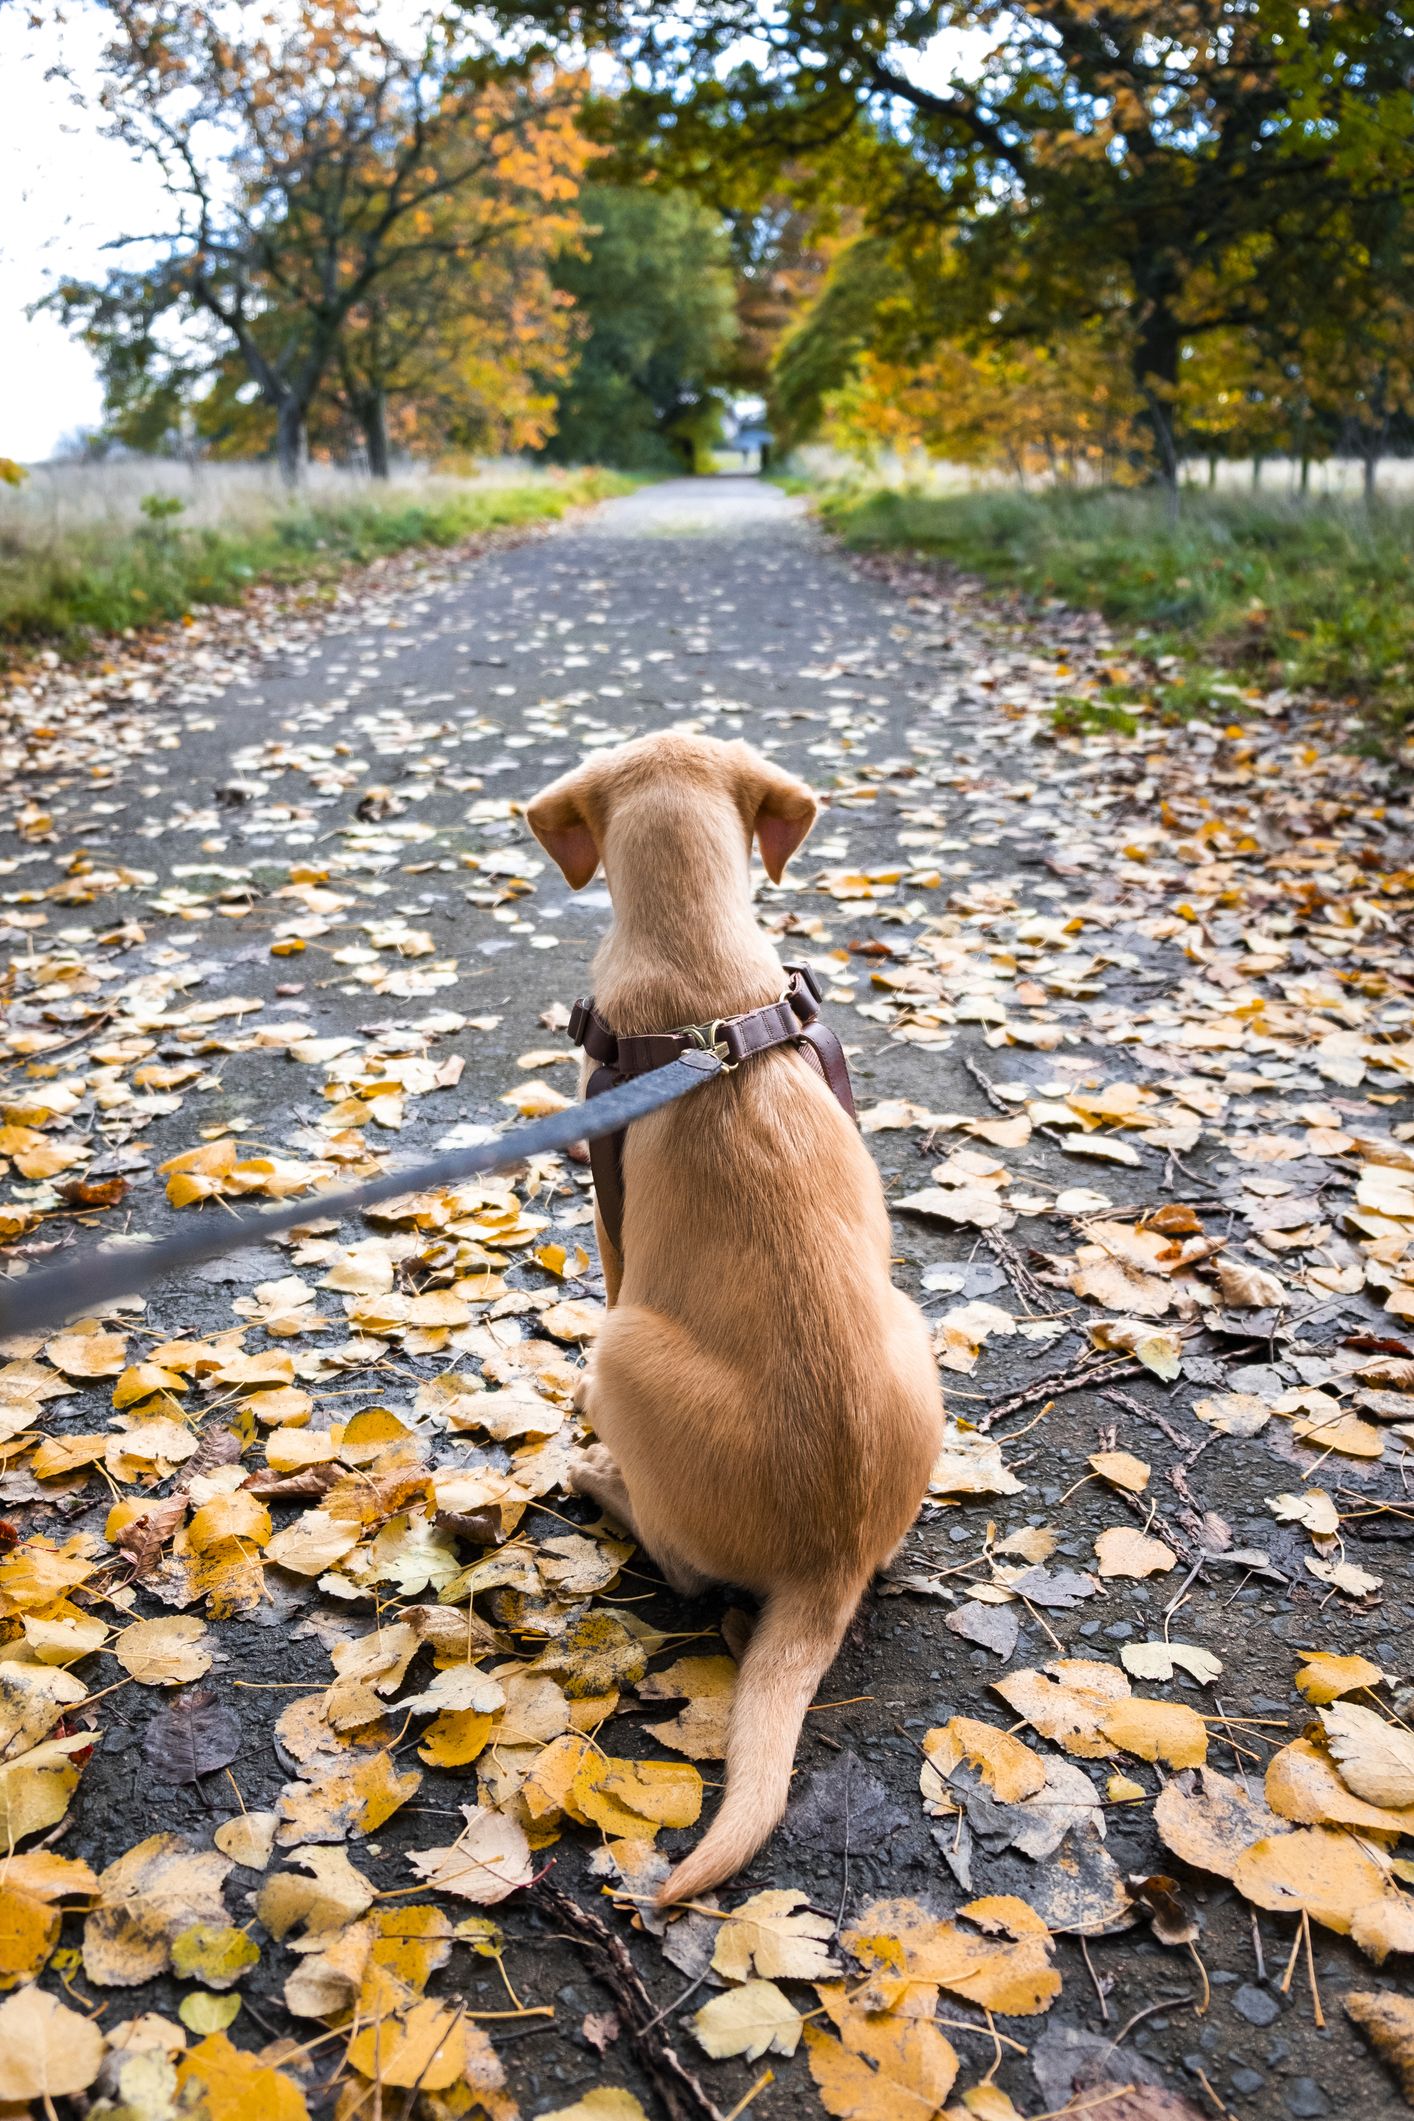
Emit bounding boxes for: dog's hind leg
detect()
[568,1444,711,1596]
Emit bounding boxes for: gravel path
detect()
[3,476,1413,2121]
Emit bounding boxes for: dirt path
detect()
[2,477,1413,2121]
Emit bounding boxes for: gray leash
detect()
[0,1048,723,1340]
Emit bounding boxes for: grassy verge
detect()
[817,483,1414,740]
[0,467,634,664]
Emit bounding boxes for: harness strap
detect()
[572,963,856,1259]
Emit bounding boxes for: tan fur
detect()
[527,733,944,1903]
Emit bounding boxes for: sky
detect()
[0,5,989,465]
[0,6,173,460]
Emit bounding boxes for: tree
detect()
[492,0,1414,483]
[83,1,594,480]
[541,185,738,470]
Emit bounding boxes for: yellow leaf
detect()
[1088,1450,1150,1494]
[712,1891,842,1983]
[921,1719,1046,1806]
[0,1882,60,1990]
[175,2032,309,2121]
[114,1614,212,1686]
[639,1654,736,1760]
[1099,1698,1208,1769]
[170,1923,259,1989]
[573,1754,703,1837]
[1154,1767,1286,1882]
[1088,1318,1182,1378]
[1234,1825,1391,1935]
[404,1804,533,1904]
[992,1659,1130,1758]
[1345,1989,1414,2101]
[1320,1702,1414,1809]
[1296,1652,1385,1705]
[845,1896,1060,2017]
[84,1834,233,1986]
[179,1991,241,2034]
[255,1845,375,1940]
[45,1329,128,1378]
[539,2092,649,2121]
[692,1979,802,2062]
[347,1998,467,2089]
[0,1734,88,1845]
[418,1708,494,1769]
[275,1750,421,1847]
[1267,1738,1414,1838]
[212,1813,278,1872]
[0,1985,106,2098]
[187,1493,270,1551]
[804,2005,958,2118]
[1093,1526,1176,1579]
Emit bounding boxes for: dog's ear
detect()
[526,772,600,889]
[750,761,817,882]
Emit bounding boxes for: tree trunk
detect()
[276,398,307,487]
[1299,453,1311,497]
[361,392,390,480]
[1252,453,1263,490]
[1208,453,1218,489]
[1364,441,1380,506]
[1131,295,1181,494]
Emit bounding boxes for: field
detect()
[0,459,632,662]
[817,481,1414,741]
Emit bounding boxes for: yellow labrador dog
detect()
[527,733,943,1902]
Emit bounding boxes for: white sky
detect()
[0,6,988,463]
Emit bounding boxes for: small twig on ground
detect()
[985,1228,1056,1315]
[980,1354,1142,1431]
[530,1881,722,2121]
[1078,1933,1111,2022]
[963,1055,1012,1112]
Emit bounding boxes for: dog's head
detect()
[526,733,817,891]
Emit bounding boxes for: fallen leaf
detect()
[1296,1652,1386,1705]
[640,1654,736,1760]
[1094,1527,1177,1579]
[1100,1698,1208,1770]
[712,1889,841,1983]
[1089,1450,1151,1494]
[693,1979,802,2062]
[993,1660,1131,1758]
[1320,1702,1414,1809]
[1154,1768,1287,1882]
[405,1805,532,1904]
[1120,1642,1223,1686]
[84,1834,232,1986]
[0,1984,106,2098]
[175,2031,309,2121]
[1345,1988,1414,2101]
[921,1718,1047,1805]
[115,1614,213,1686]
[143,1688,241,1782]
[805,2003,958,2119]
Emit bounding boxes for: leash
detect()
[0,1049,724,1342]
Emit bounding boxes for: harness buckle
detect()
[678,1019,738,1070]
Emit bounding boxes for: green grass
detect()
[817,483,1414,738]
[0,467,634,664]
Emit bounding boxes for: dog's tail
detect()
[656,1581,858,1906]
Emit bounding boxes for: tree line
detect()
[57,1,1414,493]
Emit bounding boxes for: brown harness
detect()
[568,962,856,1256]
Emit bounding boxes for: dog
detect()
[527,733,944,1902]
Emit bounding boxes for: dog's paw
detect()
[566,1442,616,1495]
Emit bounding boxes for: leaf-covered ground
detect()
[0,477,1412,2121]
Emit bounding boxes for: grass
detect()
[0,462,635,664]
[816,482,1414,739]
